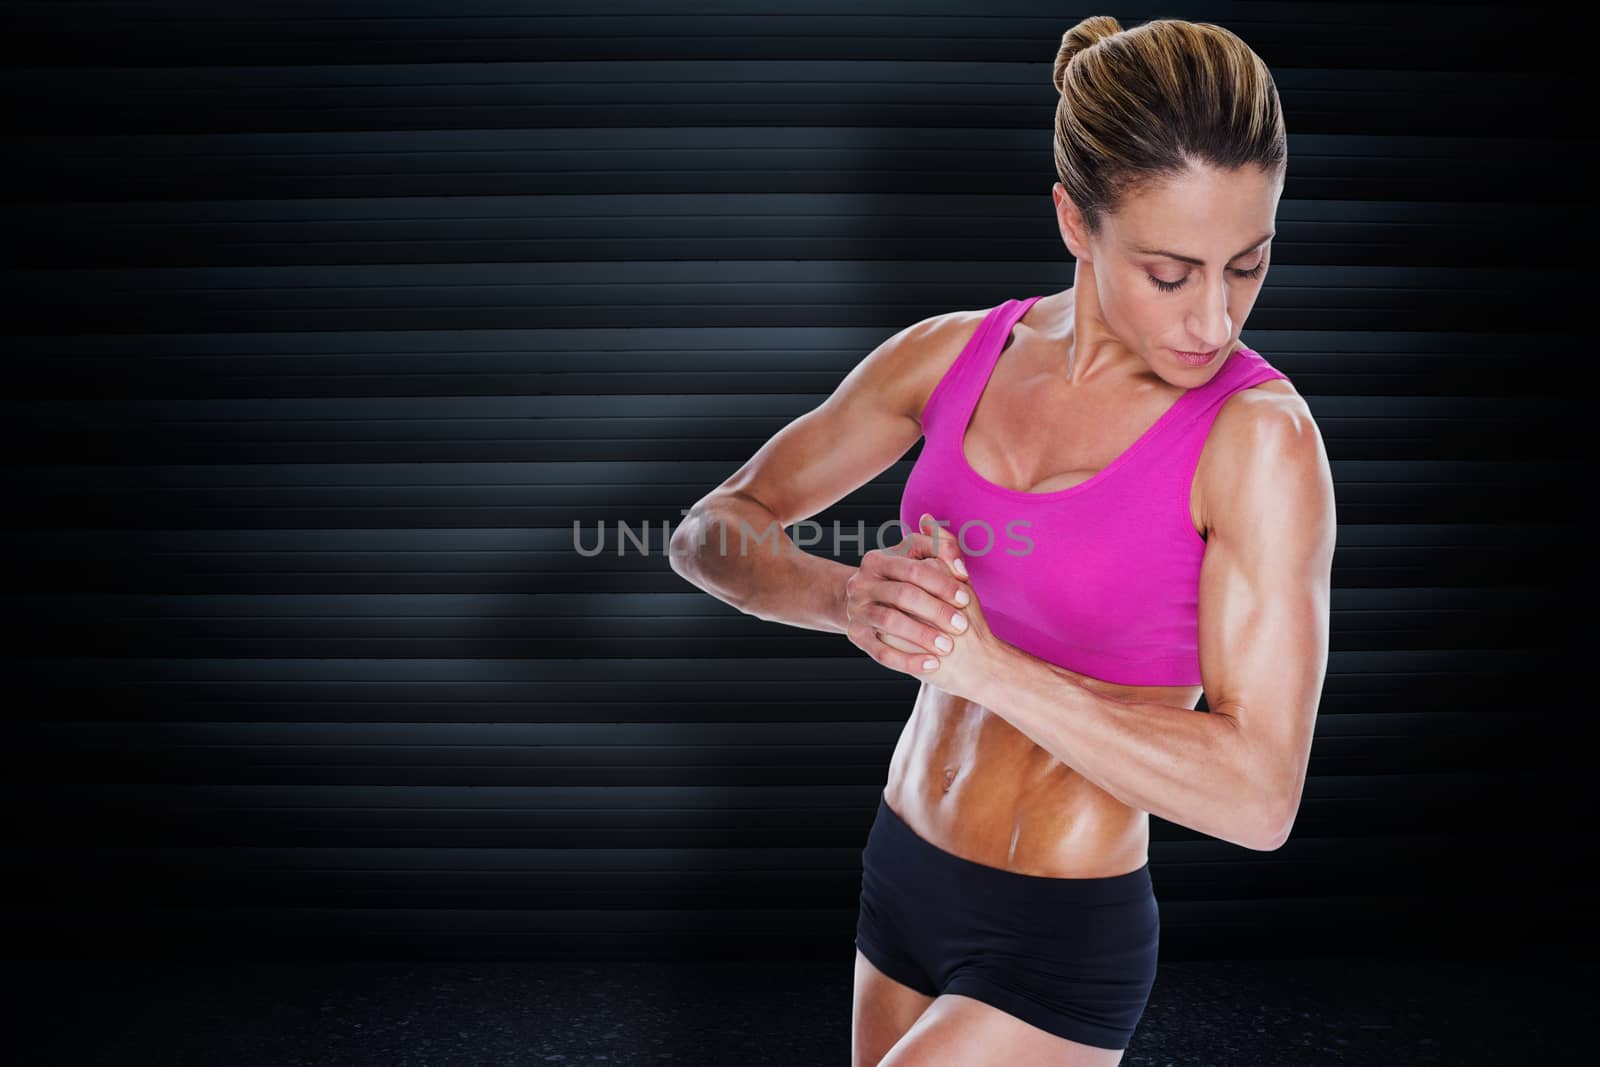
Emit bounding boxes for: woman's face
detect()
[1064,163,1283,380]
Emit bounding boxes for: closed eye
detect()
[1147,260,1267,293]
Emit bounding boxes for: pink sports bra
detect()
[899,294,1293,687]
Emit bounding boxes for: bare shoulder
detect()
[1210,377,1315,454]
[1196,377,1330,537]
[846,305,990,431]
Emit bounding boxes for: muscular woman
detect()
[670,15,1334,1066]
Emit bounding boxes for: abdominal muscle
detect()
[882,677,1203,878]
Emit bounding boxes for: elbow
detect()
[1228,722,1301,851]
[669,504,715,586]
[667,526,697,581]
[669,504,755,613]
[1250,795,1296,852]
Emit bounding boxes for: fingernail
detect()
[952,557,968,577]
[935,635,953,652]
[922,657,939,671]
[954,588,970,606]
[951,612,967,632]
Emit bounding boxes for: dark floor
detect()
[8,953,1584,1066]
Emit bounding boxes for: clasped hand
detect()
[844,513,1000,702]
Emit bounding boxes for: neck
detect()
[1058,258,1148,387]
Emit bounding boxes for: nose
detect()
[1186,278,1233,351]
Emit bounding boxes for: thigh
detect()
[878,993,1126,1067]
[852,948,935,1067]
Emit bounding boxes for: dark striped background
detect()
[1,2,1586,962]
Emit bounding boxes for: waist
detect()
[869,789,1153,903]
[883,697,1154,878]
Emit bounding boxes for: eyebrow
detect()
[1133,231,1275,266]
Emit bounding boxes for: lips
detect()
[1173,347,1220,367]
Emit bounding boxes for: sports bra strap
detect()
[920,296,1042,438]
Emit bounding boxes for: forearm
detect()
[669,494,854,634]
[979,642,1285,851]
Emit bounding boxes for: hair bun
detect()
[1053,15,1123,94]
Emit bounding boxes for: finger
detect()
[868,574,969,639]
[893,517,965,572]
[849,619,942,677]
[887,530,962,578]
[859,599,957,656]
[914,513,969,580]
[866,552,971,617]
[879,629,946,672]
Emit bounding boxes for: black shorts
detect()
[855,790,1160,1051]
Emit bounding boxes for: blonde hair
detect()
[1052,16,1286,237]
